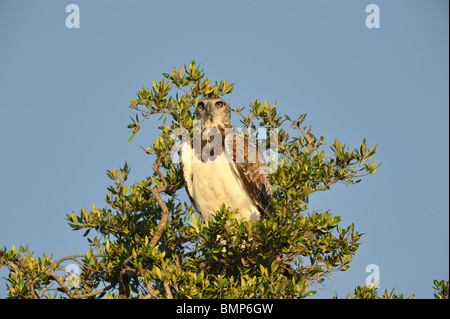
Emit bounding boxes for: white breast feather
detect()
[181,142,260,223]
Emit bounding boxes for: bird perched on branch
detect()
[180,97,273,223]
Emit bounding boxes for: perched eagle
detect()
[180,97,273,223]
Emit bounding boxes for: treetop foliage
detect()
[1,61,446,299]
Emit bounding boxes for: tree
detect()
[0,60,415,299]
[340,285,415,299]
[432,280,449,299]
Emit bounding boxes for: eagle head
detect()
[195,97,231,128]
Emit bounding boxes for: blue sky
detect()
[0,0,448,298]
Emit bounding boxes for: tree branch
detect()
[146,158,182,248]
[143,283,161,299]
[164,282,173,299]
[147,186,171,248]
[45,269,115,299]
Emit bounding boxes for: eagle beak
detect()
[205,102,212,114]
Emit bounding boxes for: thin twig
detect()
[45,269,115,299]
[175,84,189,95]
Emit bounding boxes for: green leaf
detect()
[259,264,268,277]
[128,125,140,142]
[270,260,278,273]
[360,138,367,156]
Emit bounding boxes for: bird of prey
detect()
[180,97,273,223]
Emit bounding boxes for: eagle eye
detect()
[215,101,223,108]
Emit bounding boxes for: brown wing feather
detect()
[222,126,273,217]
[179,140,198,212]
